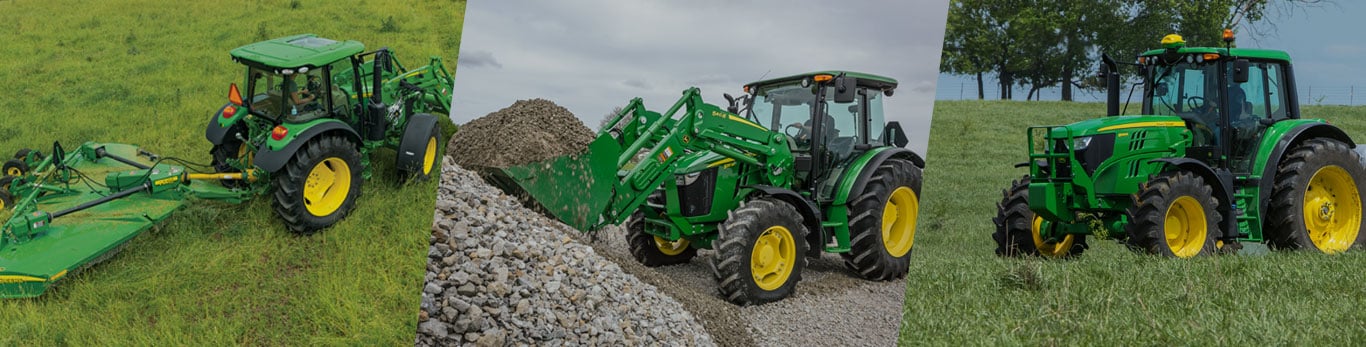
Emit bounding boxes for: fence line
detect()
[935,82,1359,106]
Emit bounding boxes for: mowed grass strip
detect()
[900,100,1366,345]
[0,0,464,345]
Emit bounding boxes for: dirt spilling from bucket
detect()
[447,99,596,168]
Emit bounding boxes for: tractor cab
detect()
[229,35,366,123]
[1129,32,1297,173]
[739,71,907,194]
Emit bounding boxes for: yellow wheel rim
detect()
[303,157,352,217]
[5,167,20,176]
[750,225,797,291]
[1030,216,1075,257]
[653,236,690,256]
[1303,165,1361,254]
[881,186,918,257]
[1164,196,1208,258]
[422,136,437,175]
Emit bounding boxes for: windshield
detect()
[245,67,329,119]
[1145,61,1221,118]
[749,82,869,153]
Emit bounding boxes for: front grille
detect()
[677,168,717,217]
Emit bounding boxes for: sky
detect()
[936,2,1366,106]
[448,0,950,153]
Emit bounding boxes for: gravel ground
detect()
[417,161,714,346]
[577,226,909,347]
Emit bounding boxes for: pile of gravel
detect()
[446,99,596,168]
[416,160,714,346]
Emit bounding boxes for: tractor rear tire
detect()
[843,159,921,280]
[1266,138,1366,253]
[714,198,808,306]
[271,134,364,235]
[625,211,697,266]
[397,116,442,182]
[1125,171,1220,258]
[210,125,253,189]
[3,159,29,177]
[992,175,1088,258]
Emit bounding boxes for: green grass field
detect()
[900,100,1366,345]
[0,0,463,344]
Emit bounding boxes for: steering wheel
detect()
[1186,96,1207,112]
[785,123,806,140]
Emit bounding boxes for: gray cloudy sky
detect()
[449,0,949,153]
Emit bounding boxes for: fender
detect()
[1149,158,1235,240]
[1257,122,1355,214]
[745,185,824,257]
[396,113,440,174]
[253,120,361,173]
[205,103,241,146]
[832,147,925,206]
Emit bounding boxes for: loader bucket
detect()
[469,135,621,231]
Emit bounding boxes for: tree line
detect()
[940,0,1325,101]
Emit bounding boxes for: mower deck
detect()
[1,142,243,298]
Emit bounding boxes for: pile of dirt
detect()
[446,99,596,168]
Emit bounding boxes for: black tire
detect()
[13,148,41,161]
[992,175,1088,258]
[210,126,254,189]
[272,134,364,235]
[0,176,13,193]
[0,189,12,210]
[397,117,442,182]
[1125,171,1220,258]
[714,198,808,306]
[625,211,697,266]
[843,159,921,280]
[1265,138,1366,253]
[3,159,29,177]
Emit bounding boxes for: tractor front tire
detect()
[844,159,921,280]
[1266,138,1366,253]
[272,134,364,235]
[992,175,1088,258]
[397,118,442,182]
[625,211,697,266]
[1125,171,1220,258]
[714,198,808,306]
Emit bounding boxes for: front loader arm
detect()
[596,87,793,226]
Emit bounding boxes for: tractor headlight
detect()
[1072,136,1093,151]
[676,171,702,186]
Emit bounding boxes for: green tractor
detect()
[995,32,1366,258]
[471,71,923,305]
[0,34,452,298]
[207,34,453,233]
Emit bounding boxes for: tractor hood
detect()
[1051,115,1186,138]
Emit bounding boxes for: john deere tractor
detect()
[994,31,1366,258]
[0,34,453,298]
[471,71,923,305]
[207,34,453,233]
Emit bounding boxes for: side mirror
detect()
[1233,59,1250,84]
[884,121,910,148]
[724,93,739,114]
[833,76,857,103]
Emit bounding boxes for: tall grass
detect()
[900,100,1366,345]
[0,0,464,344]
